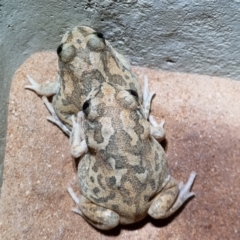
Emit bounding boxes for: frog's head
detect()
[56,26,105,63]
[56,26,131,72]
[82,83,151,146]
[81,83,144,123]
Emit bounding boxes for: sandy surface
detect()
[0,51,240,239]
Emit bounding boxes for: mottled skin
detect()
[25,26,196,230]
[26,26,142,130]
[68,83,196,230]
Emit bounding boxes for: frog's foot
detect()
[149,115,165,141]
[67,187,119,230]
[68,187,80,204]
[143,75,155,119]
[67,187,84,215]
[70,111,88,158]
[177,171,196,203]
[42,96,71,136]
[25,75,60,96]
[148,171,196,219]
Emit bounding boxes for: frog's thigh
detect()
[78,195,120,230]
[52,95,74,128]
[42,96,71,136]
[148,172,196,219]
[148,176,179,219]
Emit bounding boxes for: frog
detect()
[25,26,145,135]
[25,25,196,230]
[67,81,196,230]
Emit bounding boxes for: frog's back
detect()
[78,129,169,224]
[53,26,143,128]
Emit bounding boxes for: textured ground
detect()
[0,52,240,239]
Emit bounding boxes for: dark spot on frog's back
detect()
[150,179,156,190]
[120,130,133,144]
[92,192,116,204]
[132,165,145,174]
[93,187,100,195]
[130,110,139,121]
[154,151,159,161]
[111,204,119,212]
[134,124,144,135]
[107,176,116,186]
[154,151,160,171]
[111,74,127,86]
[115,156,125,169]
[96,103,106,116]
[81,70,105,94]
[90,176,94,183]
[92,163,98,173]
[155,163,160,172]
[97,174,106,190]
[130,111,144,135]
[93,121,104,143]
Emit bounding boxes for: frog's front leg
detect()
[143,75,155,118]
[143,75,165,141]
[68,187,120,230]
[70,111,88,158]
[25,75,60,96]
[148,171,196,219]
[149,115,165,141]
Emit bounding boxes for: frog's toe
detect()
[178,171,196,201]
[149,115,165,141]
[25,75,41,92]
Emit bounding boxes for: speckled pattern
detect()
[69,82,191,229]
[25,27,196,230]
[1,52,240,239]
[25,26,142,129]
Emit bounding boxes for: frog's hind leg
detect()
[42,96,71,136]
[70,111,88,158]
[148,171,196,219]
[67,187,120,230]
[25,75,70,135]
[25,75,60,96]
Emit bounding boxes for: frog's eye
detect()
[82,99,91,116]
[116,89,139,109]
[57,43,76,63]
[127,89,139,100]
[87,32,106,51]
[57,44,63,55]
